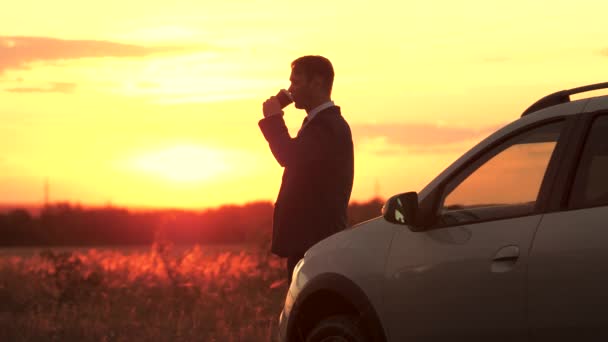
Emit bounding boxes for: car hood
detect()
[304,216,397,272]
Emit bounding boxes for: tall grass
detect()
[0,243,287,341]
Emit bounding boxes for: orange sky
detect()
[1,0,607,209]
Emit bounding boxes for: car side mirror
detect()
[382,192,419,227]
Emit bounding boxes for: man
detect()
[259,55,354,284]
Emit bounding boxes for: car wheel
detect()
[305,315,367,342]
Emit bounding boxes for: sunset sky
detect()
[1,0,606,209]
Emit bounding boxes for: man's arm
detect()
[258,114,328,168]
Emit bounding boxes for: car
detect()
[278,82,608,342]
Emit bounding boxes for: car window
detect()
[569,115,608,209]
[440,121,564,225]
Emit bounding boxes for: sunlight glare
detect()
[131,145,229,183]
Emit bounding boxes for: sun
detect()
[130,144,229,183]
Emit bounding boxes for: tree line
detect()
[0,199,384,246]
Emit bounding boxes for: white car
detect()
[278,82,608,342]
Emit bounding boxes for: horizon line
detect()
[0,196,386,213]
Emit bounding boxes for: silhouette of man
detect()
[259,56,354,284]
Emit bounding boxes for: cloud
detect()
[352,122,509,156]
[0,36,201,73]
[352,123,502,147]
[5,82,76,93]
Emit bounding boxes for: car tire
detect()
[305,315,368,342]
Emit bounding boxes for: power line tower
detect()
[374,178,381,200]
[44,177,49,208]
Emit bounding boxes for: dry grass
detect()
[0,243,288,341]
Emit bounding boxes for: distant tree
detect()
[0,198,387,246]
[7,209,32,224]
[0,209,33,245]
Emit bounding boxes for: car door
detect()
[528,114,608,340]
[383,119,568,341]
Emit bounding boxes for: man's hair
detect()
[291,55,334,93]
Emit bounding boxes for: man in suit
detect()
[259,55,354,284]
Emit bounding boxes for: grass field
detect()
[0,243,288,341]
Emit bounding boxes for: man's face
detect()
[288,70,314,110]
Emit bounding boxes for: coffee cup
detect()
[276,89,293,108]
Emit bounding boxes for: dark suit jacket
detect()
[259,106,354,257]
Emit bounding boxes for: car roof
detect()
[581,95,608,112]
[523,94,608,118]
[522,82,608,116]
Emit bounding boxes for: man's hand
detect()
[263,96,283,118]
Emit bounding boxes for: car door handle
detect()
[491,245,520,273]
[493,255,518,262]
